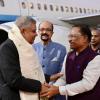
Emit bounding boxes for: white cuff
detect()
[59,86,68,95]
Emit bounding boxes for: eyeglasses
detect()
[39,28,53,32]
[68,34,83,39]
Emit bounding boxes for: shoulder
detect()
[67,50,75,59]
[33,42,41,47]
[33,42,42,50]
[93,55,100,62]
[0,39,15,49]
[87,55,100,67]
[0,39,18,55]
[86,55,100,72]
[52,42,66,50]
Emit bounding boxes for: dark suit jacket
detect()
[0,39,41,100]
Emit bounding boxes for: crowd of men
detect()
[0,16,100,100]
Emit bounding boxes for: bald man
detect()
[33,21,66,100]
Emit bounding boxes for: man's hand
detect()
[40,83,50,94]
[50,73,63,81]
[40,85,59,98]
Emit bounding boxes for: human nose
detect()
[34,32,38,36]
[91,36,95,40]
[32,30,37,35]
[42,29,47,33]
[68,35,72,41]
[68,38,72,43]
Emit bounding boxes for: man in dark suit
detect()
[0,16,48,100]
[0,29,8,45]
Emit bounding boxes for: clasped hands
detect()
[40,83,59,98]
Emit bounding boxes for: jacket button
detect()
[42,65,45,68]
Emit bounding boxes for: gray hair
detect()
[15,16,36,29]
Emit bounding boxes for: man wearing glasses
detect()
[40,24,100,100]
[33,21,66,100]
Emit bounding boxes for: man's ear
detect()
[51,32,54,36]
[20,28,25,35]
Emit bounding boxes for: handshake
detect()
[40,83,59,98]
[40,72,63,98]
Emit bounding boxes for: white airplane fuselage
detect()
[0,0,100,26]
[0,0,100,49]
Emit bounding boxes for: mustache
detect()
[41,34,49,37]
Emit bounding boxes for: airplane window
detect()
[70,7,73,12]
[61,6,64,12]
[79,8,82,13]
[37,3,41,10]
[30,2,34,9]
[83,8,86,14]
[65,6,69,12]
[49,5,53,11]
[0,0,4,7]
[44,4,47,10]
[55,5,59,11]
[22,2,26,9]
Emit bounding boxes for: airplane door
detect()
[19,0,29,16]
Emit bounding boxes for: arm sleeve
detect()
[44,74,50,83]
[54,55,67,86]
[59,55,100,96]
[0,40,41,93]
[59,47,66,71]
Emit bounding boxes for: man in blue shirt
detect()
[33,21,66,100]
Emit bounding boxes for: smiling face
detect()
[68,26,89,52]
[21,22,37,44]
[38,21,53,44]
